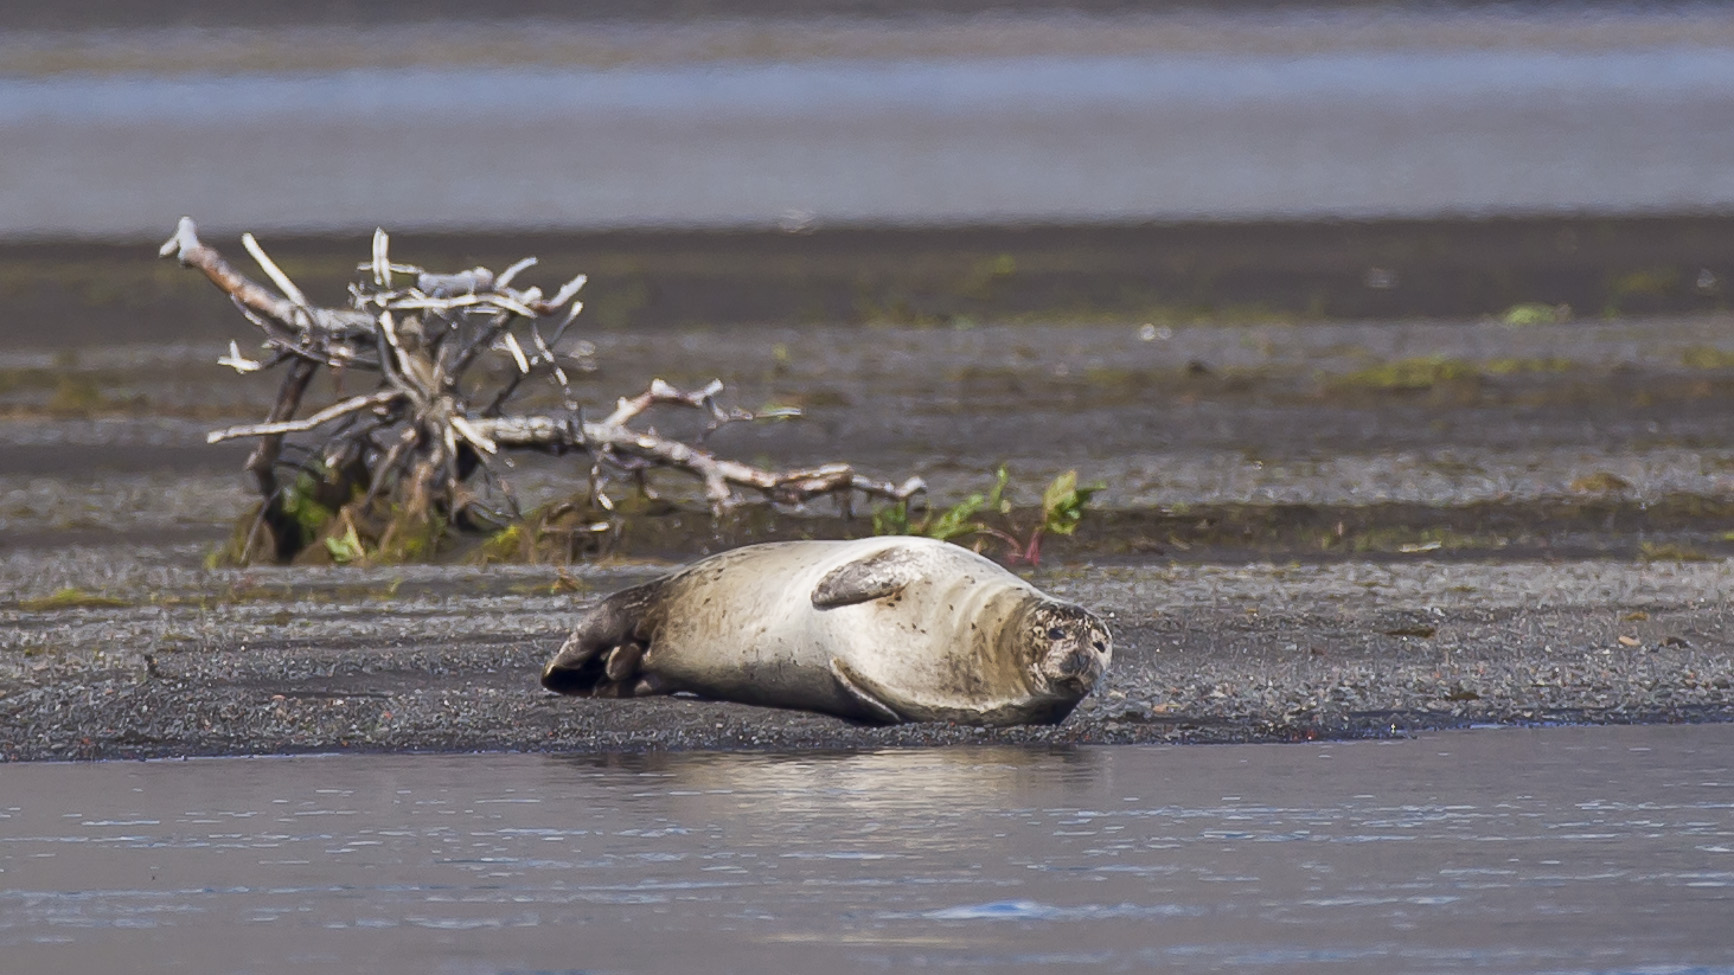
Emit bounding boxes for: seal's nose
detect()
[1044,644,1106,688]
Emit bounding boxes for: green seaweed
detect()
[1330,356,1480,391]
[19,588,133,611]
[1681,346,1734,370]
[1501,302,1569,326]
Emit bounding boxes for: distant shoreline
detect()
[8,9,1733,238]
[5,1,1723,34]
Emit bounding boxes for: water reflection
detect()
[562,744,1104,814]
[1,725,1732,974]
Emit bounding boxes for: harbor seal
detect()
[540,536,1112,725]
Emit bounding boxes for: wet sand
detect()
[5,287,1734,760]
[6,0,1734,758]
[4,545,1732,762]
[10,216,1734,351]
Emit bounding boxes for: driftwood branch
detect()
[206,390,402,444]
[161,218,374,337]
[470,397,923,508]
[162,218,923,561]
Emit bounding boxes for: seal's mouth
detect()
[1040,644,1107,691]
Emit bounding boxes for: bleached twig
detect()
[475,378,923,510]
[206,390,402,443]
[160,218,374,338]
[217,340,263,374]
[241,232,312,313]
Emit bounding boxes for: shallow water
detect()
[7,10,1734,236]
[2,724,1731,974]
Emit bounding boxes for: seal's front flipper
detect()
[812,547,927,608]
[829,657,908,725]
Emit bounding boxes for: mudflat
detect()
[5,260,1733,759]
[5,548,1732,762]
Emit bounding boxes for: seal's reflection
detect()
[554,746,1108,837]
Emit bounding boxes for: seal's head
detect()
[1020,600,1112,699]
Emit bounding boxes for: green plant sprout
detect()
[875,467,1102,566]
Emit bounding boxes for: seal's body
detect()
[541,537,1112,725]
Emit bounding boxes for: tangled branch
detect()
[160,218,923,562]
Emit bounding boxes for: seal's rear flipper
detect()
[540,630,611,694]
[544,638,657,696]
[541,581,662,696]
[812,547,927,608]
[829,657,907,724]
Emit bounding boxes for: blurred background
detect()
[6,0,1734,558]
[5,0,1734,336]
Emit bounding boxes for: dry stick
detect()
[603,378,740,428]
[245,360,319,498]
[241,232,315,317]
[207,390,403,443]
[526,326,572,392]
[472,401,924,509]
[235,358,318,561]
[361,426,422,510]
[160,218,373,336]
[374,312,425,404]
[370,228,392,288]
[483,367,529,416]
[494,256,537,291]
[232,302,378,370]
[500,332,531,374]
[447,309,519,379]
[439,414,465,503]
[392,292,541,317]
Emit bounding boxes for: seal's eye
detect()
[1046,627,1067,640]
[1093,640,1106,652]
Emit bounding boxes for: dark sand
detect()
[5,225,1734,760]
[5,549,1733,762]
[10,215,1734,349]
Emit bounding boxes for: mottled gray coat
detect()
[541,537,1112,725]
